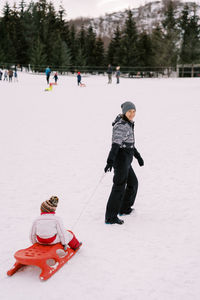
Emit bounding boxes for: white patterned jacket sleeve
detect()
[112,122,126,146]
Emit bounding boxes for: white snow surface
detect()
[0,73,200,300]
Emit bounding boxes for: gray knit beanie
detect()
[121,101,136,114]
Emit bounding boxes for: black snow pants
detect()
[105,149,138,220]
[46,74,50,84]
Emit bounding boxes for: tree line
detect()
[0,0,200,71]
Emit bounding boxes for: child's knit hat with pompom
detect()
[41,196,59,213]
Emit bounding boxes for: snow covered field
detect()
[0,73,200,300]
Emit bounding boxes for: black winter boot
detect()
[105,217,124,225]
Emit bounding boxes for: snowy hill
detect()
[0,73,200,299]
[70,0,200,40]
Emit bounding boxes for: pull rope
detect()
[71,172,106,230]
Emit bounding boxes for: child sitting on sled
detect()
[30,196,81,251]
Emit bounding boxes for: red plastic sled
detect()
[7,243,81,281]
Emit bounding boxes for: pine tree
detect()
[179,5,200,68]
[0,46,5,64]
[179,4,190,65]
[20,1,37,66]
[107,25,122,66]
[162,0,179,67]
[58,2,65,22]
[59,41,72,71]
[121,10,138,67]
[75,48,86,67]
[85,25,96,67]
[58,3,70,45]
[151,25,165,67]
[30,37,47,71]
[107,41,114,66]
[187,14,200,64]
[19,0,26,14]
[95,37,104,66]
[0,3,17,65]
[77,24,86,55]
[76,24,87,66]
[69,24,77,65]
[45,2,60,65]
[62,22,71,47]
[14,0,29,65]
[137,31,153,67]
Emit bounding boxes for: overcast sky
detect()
[0,0,199,19]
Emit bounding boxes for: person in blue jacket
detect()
[45,67,51,84]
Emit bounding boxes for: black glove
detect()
[104,164,113,173]
[104,143,120,173]
[137,156,144,166]
[134,147,144,167]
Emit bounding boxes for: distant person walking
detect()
[53,72,58,84]
[77,72,81,86]
[107,64,113,84]
[4,70,8,81]
[45,66,51,84]
[14,70,18,82]
[8,69,13,82]
[116,66,120,84]
[0,69,2,80]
